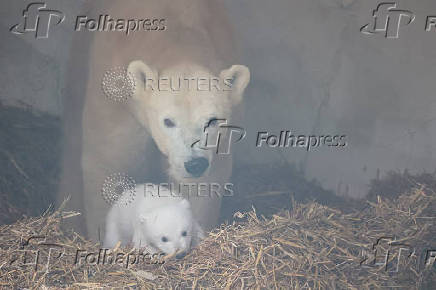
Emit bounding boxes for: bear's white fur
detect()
[58,0,250,241]
[104,184,204,256]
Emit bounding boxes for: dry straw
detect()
[0,186,435,289]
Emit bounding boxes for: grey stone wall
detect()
[1,0,435,198]
[226,0,436,197]
[0,0,82,115]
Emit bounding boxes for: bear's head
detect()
[138,199,199,256]
[127,60,250,180]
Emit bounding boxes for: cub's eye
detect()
[207,117,219,127]
[161,236,168,242]
[164,118,175,128]
[181,231,187,237]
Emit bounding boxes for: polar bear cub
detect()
[104,184,204,257]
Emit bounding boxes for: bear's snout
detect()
[184,157,209,177]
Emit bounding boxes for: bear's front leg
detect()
[81,99,150,242]
[81,160,112,243]
[191,219,205,247]
[132,226,143,249]
[103,210,120,248]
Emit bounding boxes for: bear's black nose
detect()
[184,157,209,177]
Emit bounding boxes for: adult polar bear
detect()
[59,0,250,241]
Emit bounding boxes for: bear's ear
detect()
[220,65,250,105]
[127,60,157,99]
[179,199,191,210]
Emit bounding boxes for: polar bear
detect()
[104,184,204,258]
[58,0,250,241]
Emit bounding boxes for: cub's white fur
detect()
[104,184,204,256]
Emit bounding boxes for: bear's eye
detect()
[161,236,168,242]
[207,117,219,127]
[164,118,176,128]
[181,231,187,237]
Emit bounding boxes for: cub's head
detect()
[139,199,199,257]
[127,60,250,180]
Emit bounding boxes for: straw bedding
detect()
[0,184,435,289]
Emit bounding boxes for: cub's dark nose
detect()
[176,252,187,259]
[184,157,209,177]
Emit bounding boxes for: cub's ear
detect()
[127,60,157,98]
[138,213,148,224]
[220,65,250,105]
[179,199,191,210]
[139,211,157,224]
